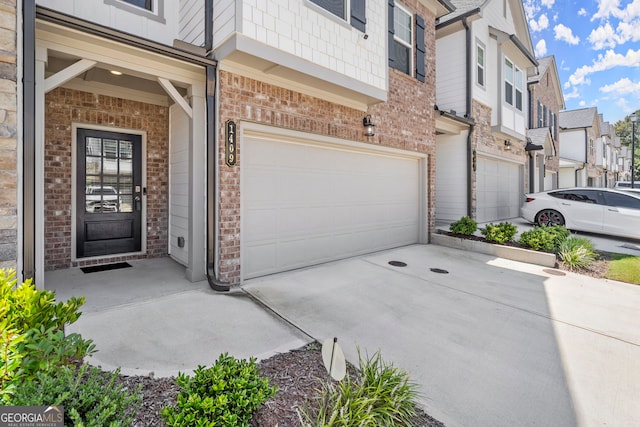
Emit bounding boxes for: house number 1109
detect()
[225,120,237,167]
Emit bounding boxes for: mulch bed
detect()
[119,344,444,426]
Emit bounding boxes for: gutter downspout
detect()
[205,0,230,292]
[463,17,474,217]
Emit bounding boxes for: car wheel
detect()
[535,209,565,226]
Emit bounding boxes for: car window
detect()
[549,190,600,204]
[602,192,640,209]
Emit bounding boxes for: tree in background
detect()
[614,110,640,181]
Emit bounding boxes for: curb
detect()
[431,233,557,268]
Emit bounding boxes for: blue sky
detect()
[524,0,640,124]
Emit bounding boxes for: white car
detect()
[86,185,121,212]
[520,187,640,240]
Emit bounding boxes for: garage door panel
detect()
[243,137,422,279]
[477,158,521,223]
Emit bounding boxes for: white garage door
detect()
[476,158,521,223]
[243,136,422,279]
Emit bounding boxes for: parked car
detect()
[614,181,634,188]
[520,187,640,239]
[85,185,121,212]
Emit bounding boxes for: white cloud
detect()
[600,77,640,95]
[567,48,640,87]
[588,22,622,49]
[529,14,549,32]
[579,100,586,106]
[591,0,621,21]
[535,39,547,57]
[541,0,555,8]
[564,87,580,100]
[523,0,539,20]
[554,24,580,45]
[578,8,587,16]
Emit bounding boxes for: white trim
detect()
[103,0,166,24]
[392,1,414,77]
[477,151,524,165]
[305,0,352,30]
[158,77,192,118]
[70,123,148,263]
[476,40,485,89]
[239,121,428,282]
[44,59,96,93]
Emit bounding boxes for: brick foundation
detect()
[44,88,169,270]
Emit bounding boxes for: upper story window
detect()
[537,101,543,127]
[392,3,413,76]
[308,0,367,32]
[122,0,151,10]
[388,1,425,82]
[104,0,165,23]
[504,57,523,111]
[476,43,485,88]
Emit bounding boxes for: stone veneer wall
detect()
[44,88,169,270]
[0,0,17,270]
[216,2,437,284]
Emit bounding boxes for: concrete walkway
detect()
[243,244,640,427]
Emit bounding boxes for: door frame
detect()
[71,123,147,262]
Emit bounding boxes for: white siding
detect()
[436,31,467,115]
[436,133,468,221]
[560,130,586,162]
[214,0,387,93]
[179,0,204,46]
[168,104,189,267]
[37,0,180,45]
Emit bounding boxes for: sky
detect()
[523,0,640,125]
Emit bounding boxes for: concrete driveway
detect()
[243,244,640,427]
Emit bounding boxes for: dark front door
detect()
[76,129,142,258]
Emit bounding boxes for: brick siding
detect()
[216,1,437,283]
[44,88,169,270]
[0,0,17,270]
[529,67,562,175]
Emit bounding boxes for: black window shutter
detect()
[388,0,395,67]
[351,0,366,32]
[415,15,426,82]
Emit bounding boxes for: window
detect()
[515,67,523,111]
[504,57,522,111]
[391,2,413,76]
[309,0,367,32]
[504,58,513,106]
[602,192,640,209]
[537,101,543,128]
[543,105,547,127]
[104,0,164,23]
[550,190,600,204]
[476,43,485,87]
[121,0,151,10]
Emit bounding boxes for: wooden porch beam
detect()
[44,58,97,93]
[158,77,192,118]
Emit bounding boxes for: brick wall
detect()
[529,68,562,175]
[0,0,17,270]
[216,1,437,283]
[44,88,169,270]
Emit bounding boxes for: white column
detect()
[185,84,206,282]
[34,46,46,288]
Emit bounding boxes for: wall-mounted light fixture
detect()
[363,115,375,137]
[504,140,512,150]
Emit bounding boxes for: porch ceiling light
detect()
[110,70,123,76]
[363,115,375,137]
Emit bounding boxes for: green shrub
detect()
[449,216,478,235]
[518,225,570,252]
[299,350,419,426]
[479,222,518,244]
[0,269,95,402]
[12,363,141,427]
[558,237,596,268]
[162,353,277,427]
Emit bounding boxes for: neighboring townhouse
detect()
[526,55,564,192]
[558,107,601,188]
[434,0,537,223]
[0,1,18,271]
[11,0,454,286]
[597,116,619,187]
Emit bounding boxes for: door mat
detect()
[81,262,132,274]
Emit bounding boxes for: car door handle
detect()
[608,208,619,212]
[561,202,571,206]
